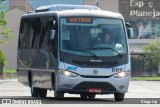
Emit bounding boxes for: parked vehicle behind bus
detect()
[17,4,133,101]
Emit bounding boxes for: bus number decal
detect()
[112,68,122,72]
[67,67,78,71]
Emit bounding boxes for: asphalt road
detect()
[0,79,160,105]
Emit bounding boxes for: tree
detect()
[0,1,13,45]
[143,41,160,67]
[0,1,13,77]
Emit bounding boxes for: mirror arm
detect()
[125,22,131,28]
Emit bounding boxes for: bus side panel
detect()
[18,69,29,86]
[31,70,53,89]
[18,69,53,89]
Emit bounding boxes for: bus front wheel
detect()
[114,93,125,101]
[80,93,88,99]
[88,93,96,98]
[54,91,64,99]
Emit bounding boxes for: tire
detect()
[80,93,88,99]
[31,86,39,97]
[54,91,64,99]
[88,93,96,98]
[114,93,125,101]
[39,89,47,98]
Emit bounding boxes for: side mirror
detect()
[125,22,134,39]
[50,30,55,40]
[127,28,134,39]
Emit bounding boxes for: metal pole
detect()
[96,0,99,7]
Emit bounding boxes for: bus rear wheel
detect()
[39,89,47,98]
[114,93,125,101]
[31,86,39,97]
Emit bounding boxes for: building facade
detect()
[84,0,119,12]
[119,0,160,39]
[10,0,32,12]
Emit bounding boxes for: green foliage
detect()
[0,1,13,67]
[0,1,7,27]
[132,77,160,81]
[0,1,13,45]
[0,49,6,66]
[143,40,160,66]
[3,68,16,73]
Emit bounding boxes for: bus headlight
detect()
[58,70,78,77]
[114,71,130,78]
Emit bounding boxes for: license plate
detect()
[89,88,102,93]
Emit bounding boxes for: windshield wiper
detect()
[71,49,98,59]
[89,47,122,57]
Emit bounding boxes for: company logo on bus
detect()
[93,69,98,74]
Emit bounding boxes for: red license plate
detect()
[89,88,102,93]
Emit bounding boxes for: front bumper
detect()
[55,73,130,94]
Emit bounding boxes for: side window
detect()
[19,16,56,50]
[19,19,29,49]
[38,16,55,49]
[25,18,34,48]
[39,17,50,49]
[32,17,41,49]
[18,20,24,49]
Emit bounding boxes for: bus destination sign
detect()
[67,18,93,24]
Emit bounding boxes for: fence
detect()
[131,53,159,77]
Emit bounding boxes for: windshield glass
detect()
[60,17,127,57]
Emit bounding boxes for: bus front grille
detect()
[72,60,118,67]
[73,82,116,92]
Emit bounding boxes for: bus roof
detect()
[57,9,123,19]
[35,4,100,12]
[23,4,123,19]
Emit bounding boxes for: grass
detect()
[132,76,160,81]
[3,69,16,74]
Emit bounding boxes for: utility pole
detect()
[96,0,99,7]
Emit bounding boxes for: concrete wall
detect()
[84,0,119,12]
[10,0,32,12]
[1,8,25,68]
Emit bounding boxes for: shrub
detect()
[0,50,6,66]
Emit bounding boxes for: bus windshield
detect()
[60,17,127,57]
